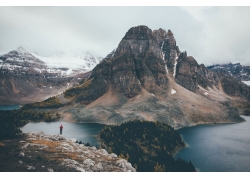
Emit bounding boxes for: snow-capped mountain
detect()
[0,47,103,105]
[0,46,103,77]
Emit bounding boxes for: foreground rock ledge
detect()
[19,132,136,172]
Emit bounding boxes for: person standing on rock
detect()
[60,124,63,134]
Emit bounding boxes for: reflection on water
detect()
[20,122,105,146]
[175,115,250,172]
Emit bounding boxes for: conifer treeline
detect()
[99,120,196,172]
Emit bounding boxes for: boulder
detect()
[18,152,25,158]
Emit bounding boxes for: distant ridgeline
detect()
[99,120,196,172]
[207,63,250,81]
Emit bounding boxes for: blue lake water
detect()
[174,115,250,172]
[20,122,105,147]
[18,110,250,172]
[0,105,20,110]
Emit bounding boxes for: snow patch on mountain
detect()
[243,81,250,86]
[171,89,176,94]
[32,52,102,70]
[0,47,103,77]
[207,63,250,84]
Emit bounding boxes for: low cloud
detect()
[0,6,249,65]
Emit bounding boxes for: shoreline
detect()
[175,118,246,130]
[171,144,185,157]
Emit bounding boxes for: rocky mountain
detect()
[0,47,102,105]
[207,63,250,86]
[175,53,250,100]
[30,25,250,129]
[0,46,102,77]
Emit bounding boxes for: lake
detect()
[19,114,250,172]
[174,115,250,172]
[20,122,105,147]
[0,105,20,110]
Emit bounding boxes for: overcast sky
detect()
[1,6,250,66]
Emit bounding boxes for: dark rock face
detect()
[75,76,108,104]
[111,51,141,98]
[158,30,180,77]
[240,84,250,100]
[208,63,250,99]
[197,64,219,89]
[175,52,198,92]
[65,25,250,107]
[219,74,250,100]
[87,26,170,100]
[221,76,241,96]
[175,52,220,91]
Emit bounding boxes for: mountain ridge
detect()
[25,25,249,129]
[0,47,102,105]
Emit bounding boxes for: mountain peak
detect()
[16,46,39,55]
[16,46,28,53]
[167,29,174,36]
[123,25,152,40]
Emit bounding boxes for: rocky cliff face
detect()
[112,26,169,96]
[175,52,198,92]
[159,29,180,77]
[207,63,250,99]
[76,26,170,102]
[175,51,221,92]
[218,73,250,100]
[174,53,250,99]
[197,64,219,89]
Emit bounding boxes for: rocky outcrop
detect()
[174,52,250,100]
[159,30,180,77]
[175,52,199,92]
[175,52,220,91]
[219,73,250,100]
[18,132,136,172]
[240,84,250,100]
[70,25,170,102]
[197,64,219,89]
